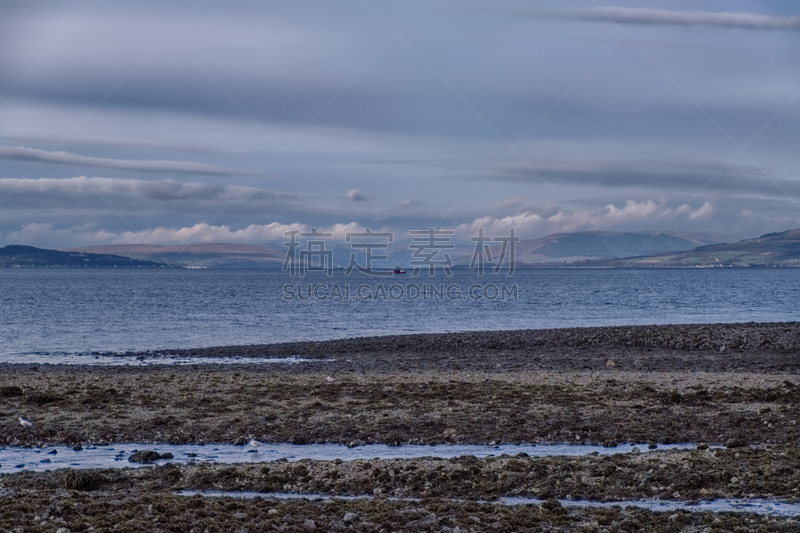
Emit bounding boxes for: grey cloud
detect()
[0,177,227,202]
[473,158,800,198]
[1,135,232,156]
[141,180,225,201]
[0,177,309,208]
[343,189,367,202]
[245,189,299,202]
[464,6,800,31]
[0,146,251,176]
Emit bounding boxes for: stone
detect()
[343,512,357,522]
[128,450,171,463]
[303,519,316,529]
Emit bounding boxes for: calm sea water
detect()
[0,268,798,360]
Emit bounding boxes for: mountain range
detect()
[61,230,745,269]
[3,228,795,269]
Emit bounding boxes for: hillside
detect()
[0,245,165,268]
[66,243,286,269]
[581,228,800,267]
[469,230,743,265]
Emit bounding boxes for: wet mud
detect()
[1,368,798,448]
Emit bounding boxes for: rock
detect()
[128,450,172,463]
[0,386,23,397]
[72,444,83,451]
[63,470,107,491]
[541,498,562,511]
[631,447,640,454]
[267,509,279,516]
[648,442,658,449]
[56,529,71,533]
[696,443,708,450]
[343,512,357,522]
[48,449,58,455]
[303,519,316,529]
[606,358,617,367]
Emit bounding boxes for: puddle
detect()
[177,491,800,517]
[506,497,800,517]
[0,353,333,366]
[0,442,698,474]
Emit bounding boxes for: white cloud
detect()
[4,222,116,247]
[455,200,710,238]
[688,201,714,220]
[111,221,366,245]
[605,200,659,220]
[0,145,251,176]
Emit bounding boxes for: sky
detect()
[1,0,799,248]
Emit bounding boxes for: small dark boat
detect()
[393,267,406,274]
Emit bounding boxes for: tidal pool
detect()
[177,491,800,517]
[0,442,698,473]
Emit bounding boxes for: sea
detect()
[0,267,798,361]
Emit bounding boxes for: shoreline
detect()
[3,321,800,530]
[1,320,798,448]
[32,320,793,374]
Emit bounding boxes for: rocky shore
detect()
[1,322,800,531]
[138,321,800,373]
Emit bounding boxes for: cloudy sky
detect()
[1,0,799,248]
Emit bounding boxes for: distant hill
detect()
[0,245,165,268]
[580,228,800,268]
[67,231,747,269]
[459,230,744,265]
[66,243,286,269]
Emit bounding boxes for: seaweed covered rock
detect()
[128,450,174,463]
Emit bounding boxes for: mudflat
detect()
[2,322,800,531]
